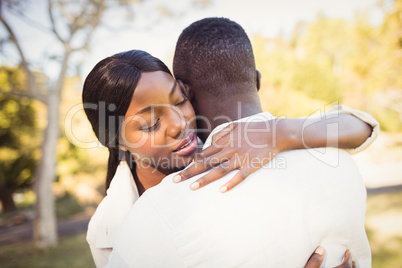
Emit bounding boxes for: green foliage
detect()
[373,108,402,132]
[0,67,26,93]
[55,192,84,219]
[254,1,402,131]
[0,67,39,212]
[0,92,38,192]
[291,59,342,102]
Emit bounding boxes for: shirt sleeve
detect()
[86,160,140,267]
[87,199,112,268]
[327,104,380,154]
[106,196,186,268]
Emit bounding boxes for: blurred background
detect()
[0,0,401,267]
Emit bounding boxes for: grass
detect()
[0,234,94,268]
[0,190,401,267]
[366,190,402,268]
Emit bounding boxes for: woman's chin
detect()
[172,156,195,170]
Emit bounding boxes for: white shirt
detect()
[87,105,379,267]
[106,111,372,268]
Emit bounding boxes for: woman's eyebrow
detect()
[169,81,178,97]
[135,81,178,115]
[135,106,153,115]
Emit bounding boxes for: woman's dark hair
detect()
[82,50,171,191]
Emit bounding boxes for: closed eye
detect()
[142,118,160,132]
[175,98,188,106]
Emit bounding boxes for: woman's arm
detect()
[281,104,379,154]
[173,105,379,192]
[276,113,372,153]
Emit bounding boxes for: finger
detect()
[195,123,237,161]
[195,143,222,161]
[189,160,237,190]
[219,167,255,193]
[342,249,351,267]
[173,151,233,183]
[211,123,235,144]
[173,159,210,183]
[305,246,325,268]
[335,249,351,268]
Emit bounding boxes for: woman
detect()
[83,50,378,267]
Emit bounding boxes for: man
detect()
[106,18,373,267]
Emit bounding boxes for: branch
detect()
[71,3,106,52]
[7,6,51,34]
[0,88,46,103]
[69,4,91,37]
[71,30,94,52]
[0,13,48,104]
[0,67,47,104]
[47,0,65,44]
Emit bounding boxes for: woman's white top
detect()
[86,160,139,268]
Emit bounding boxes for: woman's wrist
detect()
[273,118,301,152]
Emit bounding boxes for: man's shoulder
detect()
[133,147,361,228]
[115,148,367,268]
[141,148,356,204]
[137,170,214,208]
[277,147,354,167]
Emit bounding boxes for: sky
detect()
[1,0,382,81]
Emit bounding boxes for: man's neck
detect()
[194,92,263,142]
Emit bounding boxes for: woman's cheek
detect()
[123,130,150,149]
[140,138,166,157]
[183,105,196,124]
[130,143,158,163]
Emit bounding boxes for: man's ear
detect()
[177,80,193,101]
[256,70,261,91]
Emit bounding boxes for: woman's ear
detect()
[256,70,261,91]
[177,80,193,101]
[119,144,127,151]
[118,136,128,151]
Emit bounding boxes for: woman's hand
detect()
[173,110,374,193]
[305,247,356,268]
[173,119,282,192]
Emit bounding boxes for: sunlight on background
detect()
[0,0,401,267]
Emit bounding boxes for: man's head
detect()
[173,17,260,98]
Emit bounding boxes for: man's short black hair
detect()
[173,17,256,97]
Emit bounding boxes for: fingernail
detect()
[220,186,228,193]
[173,174,181,183]
[190,182,199,190]
[315,246,325,256]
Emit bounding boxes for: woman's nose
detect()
[166,108,186,139]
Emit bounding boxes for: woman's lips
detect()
[173,132,198,156]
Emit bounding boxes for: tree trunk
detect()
[33,89,61,247]
[33,49,70,248]
[0,187,17,213]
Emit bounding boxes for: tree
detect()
[254,0,401,131]
[0,68,37,212]
[0,0,211,248]
[0,0,137,247]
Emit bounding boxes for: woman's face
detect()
[122,71,199,173]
